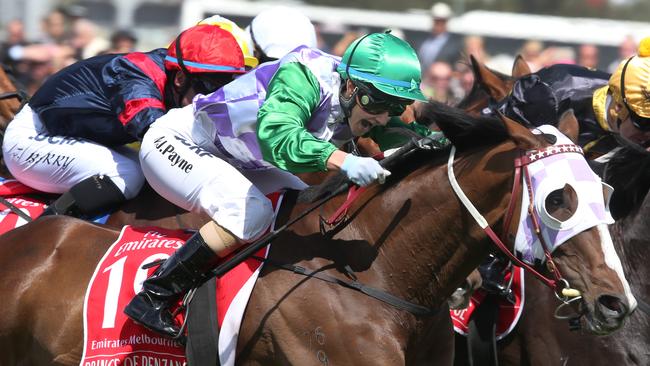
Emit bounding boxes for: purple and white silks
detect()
[193,46,349,171]
[514,125,615,264]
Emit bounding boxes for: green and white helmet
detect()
[337,31,427,104]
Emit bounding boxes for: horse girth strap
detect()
[252,256,440,317]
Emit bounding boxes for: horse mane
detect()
[422,100,508,150]
[603,142,650,219]
[455,81,488,111]
[298,101,508,203]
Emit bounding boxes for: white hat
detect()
[431,2,453,19]
[247,7,317,59]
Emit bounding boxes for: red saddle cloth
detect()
[0,178,45,233]
[450,265,525,340]
[81,192,284,366]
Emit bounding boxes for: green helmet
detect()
[337,31,427,103]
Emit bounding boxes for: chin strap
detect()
[339,81,358,119]
[173,31,195,107]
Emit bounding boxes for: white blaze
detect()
[597,224,637,311]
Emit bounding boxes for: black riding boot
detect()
[39,174,126,218]
[124,232,218,338]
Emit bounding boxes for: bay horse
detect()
[453,57,650,365]
[492,145,650,366]
[0,102,634,365]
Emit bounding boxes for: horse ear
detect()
[497,111,542,150]
[512,55,531,78]
[470,55,509,101]
[557,109,579,144]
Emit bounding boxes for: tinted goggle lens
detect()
[357,92,408,116]
[192,79,220,95]
[627,107,650,132]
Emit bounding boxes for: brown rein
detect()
[451,144,585,301]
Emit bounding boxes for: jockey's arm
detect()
[105,54,167,141]
[257,62,338,173]
[365,117,435,151]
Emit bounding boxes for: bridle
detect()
[448,142,584,303]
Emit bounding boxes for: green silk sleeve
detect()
[257,62,338,173]
[366,117,434,151]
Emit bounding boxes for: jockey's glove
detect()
[341,154,391,187]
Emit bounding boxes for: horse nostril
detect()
[596,294,628,318]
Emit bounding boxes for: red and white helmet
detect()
[165,24,246,75]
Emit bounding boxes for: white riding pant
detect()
[2,104,144,198]
[139,105,308,241]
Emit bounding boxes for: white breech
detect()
[2,104,144,198]
[139,105,308,241]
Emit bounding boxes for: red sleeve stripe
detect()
[124,52,166,95]
[118,98,165,125]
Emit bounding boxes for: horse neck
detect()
[295,142,518,308]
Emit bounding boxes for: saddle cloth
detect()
[81,192,284,366]
[450,265,524,340]
[0,178,45,233]
[0,177,110,232]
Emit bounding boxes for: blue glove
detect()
[340,154,391,187]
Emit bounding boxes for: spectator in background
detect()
[1,19,27,58]
[418,2,461,68]
[608,35,637,72]
[539,46,576,67]
[451,62,475,102]
[422,61,456,103]
[40,8,69,45]
[71,19,109,60]
[460,35,490,64]
[332,29,362,57]
[519,40,545,72]
[578,44,599,69]
[103,30,138,54]
[0,19,29,85]
[312,22,331,53]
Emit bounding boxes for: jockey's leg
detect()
[3,104,144,218]
[39,174,125,217]
[127,107,279,337]
[123,222,233,338]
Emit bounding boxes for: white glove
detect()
[340,154,391,186]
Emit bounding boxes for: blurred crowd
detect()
[0,6,137,95]
[0,3,640,102]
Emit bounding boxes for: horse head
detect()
[499,109,635,334]
[422,102,634,335]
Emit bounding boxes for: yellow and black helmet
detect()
[608,36,650,130]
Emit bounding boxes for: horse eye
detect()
[545,189,564,209]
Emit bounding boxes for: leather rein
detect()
[448,143,584,301]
